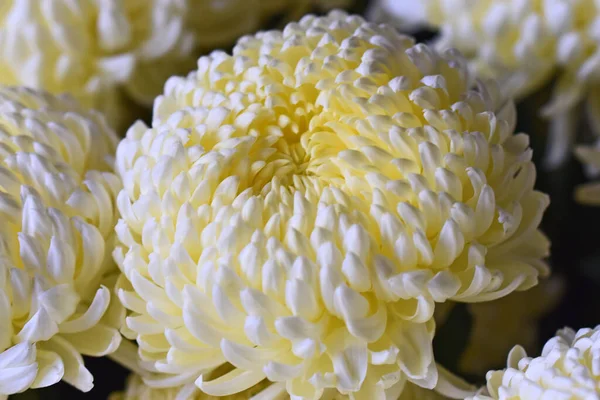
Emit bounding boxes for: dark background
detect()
[18,1,600,398]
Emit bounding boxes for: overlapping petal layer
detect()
[110,373,449,400]
[373,0,600,168]
[0,86,122,397]
[0,1,353,132]
[114,11,549,399]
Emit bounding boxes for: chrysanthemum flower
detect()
[0,86,122,397]
[372,0,600,169]
[459,276,564,375]
[0,0,195,130]
[110,373,449,400]
[114,10,549,399]
[471,326,600,399]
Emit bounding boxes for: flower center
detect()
[244,86,339,193]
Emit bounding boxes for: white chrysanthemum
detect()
[0,86,123,398]
[372,0,600,168]
[0,0,195,130]
[110,373,449,400]
[471,326,600,399]
[114,11,549,399]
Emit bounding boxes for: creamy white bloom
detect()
[471,326,600,399]
[372,0,600,168]
[114,11,549,399]
[0,0,196,130]
[0,86,123,397]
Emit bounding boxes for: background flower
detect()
[0,86,123,398]
[0,0,195,132]
[113,10,548,399]
[470,325,600,399]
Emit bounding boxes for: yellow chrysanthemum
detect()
[110,373,449,400]
[460,276,564,375]
[372,0,600,168]
[114,11,549,399]
[471,326,600,399]
[0,86,123,397]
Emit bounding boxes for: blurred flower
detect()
[575,142,600,205]
[460,276,565,376]
[372,0,600,169]
[367,0,428,32]
[114,10,549,399]
[470,325,600,399]
[0,0,196,131]
[0,86,123,398]
[110,373,449,399]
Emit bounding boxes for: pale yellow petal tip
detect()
[575,183,600,205]
[478,325,600,399]
[114,10,548,399]
[0,86,121,396]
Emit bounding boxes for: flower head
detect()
[373,0,600,168]
[114,11,549,399]
[472,326,600,399]
[0,86,122,396]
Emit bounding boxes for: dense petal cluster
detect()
[0,1,353,132]
[0,87,122,397]
[114,11,549,399]
[472,326,600,399]
[373,0,600,168]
